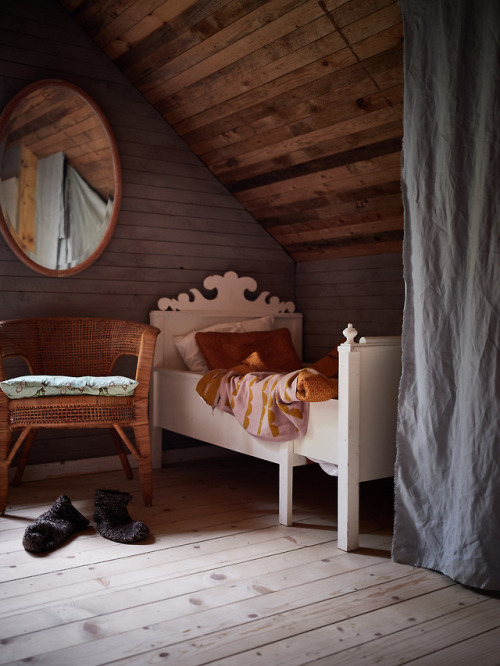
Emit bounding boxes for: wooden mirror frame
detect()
[0,79,122,277]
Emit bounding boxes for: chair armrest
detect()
[133,325,160,402]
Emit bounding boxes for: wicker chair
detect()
[0,317,159,515]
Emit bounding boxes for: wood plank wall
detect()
[0,0,405,468]
[297,252,404,362]
[0,0,294,465]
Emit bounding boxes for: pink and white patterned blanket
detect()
[196,366,337,442]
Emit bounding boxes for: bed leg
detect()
[278,440,294,526]
[338,468,360,551]
[337,330,361,551]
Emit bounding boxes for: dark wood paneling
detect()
[296,252,404,362]
[1,0,406,472]
[0,0,294,465]
[60,0,404,261]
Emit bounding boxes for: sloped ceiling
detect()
[60,0,404,262]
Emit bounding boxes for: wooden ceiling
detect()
[5,85,115,199]
[59,0,404,262]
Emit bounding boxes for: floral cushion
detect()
[0,375,138,399]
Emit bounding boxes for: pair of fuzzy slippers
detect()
[23,490,149,553]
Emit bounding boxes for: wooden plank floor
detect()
[1,455,499,665]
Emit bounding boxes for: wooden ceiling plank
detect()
[366,63,403,92]
[273,217,403,247]
[288,229,403,249]
[271,205,404,239]
[339,2,402,45]
[290,244,403,261]
[205,89,402,171]
[66,145,112,165]
[242,117,401,177]
[164,0,393,115]
[246,175,401,219]
[9,105,95,156]
[288,233,403,261]
[111,0,239,80]
[181,21,403,152]
[232,103,402,172]
[142,0,324,106]
[169,14,401,137]
[324,0,396,29]
[69,139,109,161]
[185,60,378,153]
[97,0,199,55]
[29,130,81,159]
[116,0,270,83]
[260,193,403,228]
[257,210,404,243]
[155,17,334,121]
[350,21,403,61]
[65,131,110,154]
[61,0,404,261]
[238,179,403,226]
[290,229,404,250]
[192,79,374,156]
[213,121,402,195]
[236,154,402,204]
[150,5,331,113]
[7,89,84,139]
[163,32,350,124]
[63,0,138,37]
[171,46,357,136]
[255,190,403,229]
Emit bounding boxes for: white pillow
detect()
[0,375,138,399]
[173,315,275,373]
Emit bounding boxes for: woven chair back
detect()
[0,318,149,377]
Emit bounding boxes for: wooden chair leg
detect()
[0,427,35,513]
[112,423,152,507]
[0,460,9,515]
[109,428,133,480]
[12,429,38,486]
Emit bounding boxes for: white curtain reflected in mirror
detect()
[0,79,121,276]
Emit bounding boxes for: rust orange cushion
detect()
[308,346,340,378]
[195,328,302,372]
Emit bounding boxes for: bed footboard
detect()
[336,326,401,550]
[150,274,401,553]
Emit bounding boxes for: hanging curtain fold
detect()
[393,0,500,590]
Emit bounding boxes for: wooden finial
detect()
[343,323,358,345]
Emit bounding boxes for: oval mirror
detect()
[0,79,121,276]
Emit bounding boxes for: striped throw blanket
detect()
[196,364,337,442]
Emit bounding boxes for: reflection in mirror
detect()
[0,79,121,276]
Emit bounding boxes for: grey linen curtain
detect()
[393,0,500,590]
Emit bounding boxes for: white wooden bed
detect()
[150,272,401,551]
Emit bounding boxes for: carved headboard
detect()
[150,272,303,370]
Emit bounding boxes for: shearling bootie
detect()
[93,489,149,544]
[23,494,90,553]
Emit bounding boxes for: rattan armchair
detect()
[0,317,159,515]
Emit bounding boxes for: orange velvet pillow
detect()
[195,328,302,372]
